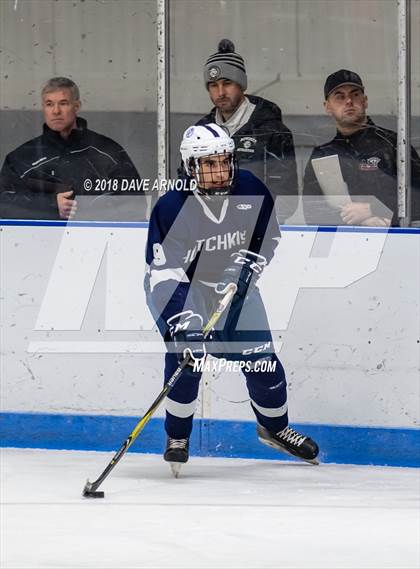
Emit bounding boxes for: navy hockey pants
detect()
[164,287,289,439]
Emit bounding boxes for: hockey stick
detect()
[82,283,237,498]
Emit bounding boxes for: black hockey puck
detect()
[82,479,105,498]
[83,490,105,499]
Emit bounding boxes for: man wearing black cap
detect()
[303,69,420,226]
[197,39,298,224]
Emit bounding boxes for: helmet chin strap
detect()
[196,185,231,198]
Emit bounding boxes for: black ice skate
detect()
[164,437,189,478]
[257,424,319,465]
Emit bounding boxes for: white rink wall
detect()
[1,223,419,431]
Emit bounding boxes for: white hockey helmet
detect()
[180,124,236,196]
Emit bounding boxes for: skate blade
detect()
[169,462,182,478]
[258,437,319,465]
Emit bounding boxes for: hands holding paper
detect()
[340,202,371,224]
[340,202,390,226]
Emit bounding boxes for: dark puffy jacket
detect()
[0,117,146,220]
[303,118,420,226]
[197,95,298,223]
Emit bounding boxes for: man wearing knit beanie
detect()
[197,39,298,223]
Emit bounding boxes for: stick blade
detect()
[82,479,105,499]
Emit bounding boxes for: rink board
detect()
[0,412,418,467]
[0,221,419,466]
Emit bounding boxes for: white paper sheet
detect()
[311,154,352,208]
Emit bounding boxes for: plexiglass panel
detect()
[0,0,418,226]
[168,0,420,227]
[411,0,420,225]
[0,0,155,220]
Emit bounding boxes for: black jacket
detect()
[303,118,420,226]
[197,95,298,223]
[0,117,146,220]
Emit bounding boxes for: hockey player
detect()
[145,124,319,475]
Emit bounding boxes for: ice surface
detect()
[1,448,419,569]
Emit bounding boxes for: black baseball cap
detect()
[324,69,364,99]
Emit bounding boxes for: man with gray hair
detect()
[0,77,145,220]
[197,39,298,223]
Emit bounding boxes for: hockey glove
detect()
[215,249,267,302]
[167,310,206,366]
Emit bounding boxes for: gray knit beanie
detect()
[204,39,247,91]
